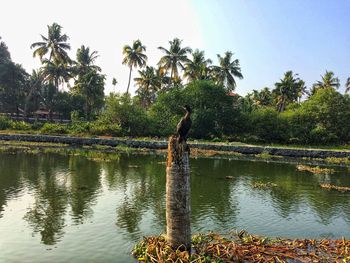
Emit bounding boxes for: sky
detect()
[1,0,349,95]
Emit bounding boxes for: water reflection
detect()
[0,152,350,251]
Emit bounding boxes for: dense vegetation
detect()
[1,23,350,145]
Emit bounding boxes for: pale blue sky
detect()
[1,0,349,94]
[192,0,350,94]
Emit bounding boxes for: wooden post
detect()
[166,136,191,250]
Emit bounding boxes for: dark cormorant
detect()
[177,105,192,142]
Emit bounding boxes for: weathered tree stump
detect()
[166,135,191,251]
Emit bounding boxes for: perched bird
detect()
[177,105,192,143]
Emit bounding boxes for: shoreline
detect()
[0,133,350,160]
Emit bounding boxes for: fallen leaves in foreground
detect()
[320,183,350,192]
[132,232,350,263]
[296,165,335,175]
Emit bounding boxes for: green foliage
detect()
[10,121,32,130]
[40,123,68,134]
[248,107,289,143]
[0,116,12,129]
[150,80,238,138]
[0,116,32,130]
[302,88,350,142]
[98,93,150,136]
[70,110,81,122]
[72,69,105,120]
[148,87,184,136]
[89,122,122,136]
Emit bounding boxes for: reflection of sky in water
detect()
[0,152,350,262]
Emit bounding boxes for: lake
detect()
[0,152,350,262]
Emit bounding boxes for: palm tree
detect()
[345,77,350,93]
[24,70,45,116]
[158,38,192,82]
[166,136,191,250]
[296,79,307,103]
[31,23,71,64]
[122,40,147,94]
[155,66,171,91]
[41,59,72,90]
[73,45,101,76]
[311,71,340,95]
[134,66,160,107]
[40,59,72,119]
[211,51,243,92]
[273,71,301,112]
[249,87,273,108]
[184,49,212,82]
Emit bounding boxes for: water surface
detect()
[0,152,350,262]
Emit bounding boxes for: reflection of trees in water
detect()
[2,152,350,245]
[114,155,166,238]
[68,157,102,224]
[0,154,23,218]
[245,162,350,224]
[22,154,102,245]
[305,171,350,224]
[190,158,238,229]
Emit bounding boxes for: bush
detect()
[68,122,91,135]
[90,122,122,136]
[0,116,12,130]
[99,93,151,136]
[248,108,289,143]
[309,125,338,144]
[40,123,68,135]
[149,81,238,139]
[0,117,32,130]
[10,121,32,130]
[32,121,45,130]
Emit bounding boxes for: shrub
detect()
[249,108,289,143]
[10,121,32,130]
[40,123,68,135]
[99,93,151,136]
[32,121,44,130]
[90,122,122,136]
[0,116,12,130]
[68,122,91,135]
[309,125,338,144]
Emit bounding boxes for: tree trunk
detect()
[126,66,132,94]
[166,136,191,251]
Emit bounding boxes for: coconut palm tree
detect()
[134,66,160,108]
[73,45,101,76]
[31,23,71,64]
[211,51,243,92]
[311,71,340,95]
[249,87,273,108]
[41,59,72,90]
[122,40,147,94]
[158,38,192,82]
[24,70,45,116]
[273,71,301,112]
[184,49,212,82]
[166,136,191,250]
[345,77,350,93]
[155,66,171,91]
[40,59,72,119]
[296,79,307,103]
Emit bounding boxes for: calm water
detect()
[1,152,350,262]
